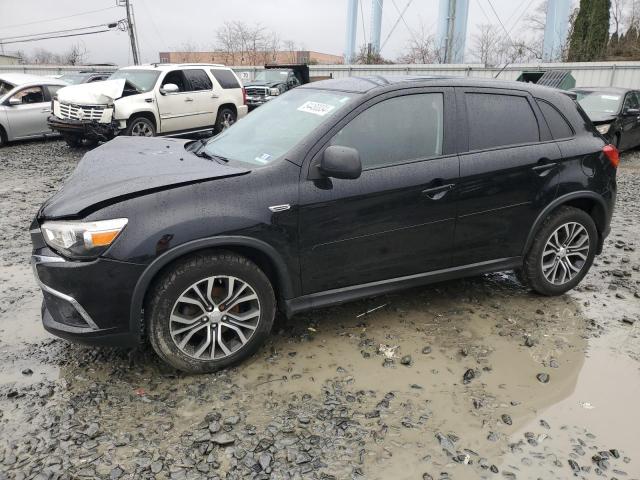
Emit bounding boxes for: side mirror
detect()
[8,97,21,106]
[319,145,362,180]
[160,83,179,95]
[625,107,640,116]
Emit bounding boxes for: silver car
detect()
[0,73,68,146]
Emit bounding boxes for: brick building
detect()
[158,50,343,65]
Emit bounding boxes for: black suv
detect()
[31,77,618,373]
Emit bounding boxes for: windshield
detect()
[254,70,291,82]
[0,80,15,97]
[575,91,622,115]
[200,89,358,166]
[108,69,160,93]
[58,74,86,85]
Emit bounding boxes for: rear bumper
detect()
[47,115,118,140]
[32,251,145,347]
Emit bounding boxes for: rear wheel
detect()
[214,107,236,134]
[519,206,598,296]
[125,116,155,137]
[146,252,276,373]
[0,127,7,147]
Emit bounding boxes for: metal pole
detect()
[371,0,384,54]
[125,0,140,65]
[445,0,457,63]
[345,0,358,64]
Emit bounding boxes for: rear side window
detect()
[330,93,444,169]
[184,69,213,91]
[536,98,574,139]
[211,69,240,89]
[465,93,539,150]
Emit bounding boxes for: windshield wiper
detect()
[193,149,229,164]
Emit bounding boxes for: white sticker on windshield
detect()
[298,101,336,116]
[254,153,272,164]
[602,95,620,100]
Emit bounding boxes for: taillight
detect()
[603,144,619,168]
[242,87,247,105]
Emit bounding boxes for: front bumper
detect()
[246,96,278,108]
[31,248,145,347]
[47,115,118,141]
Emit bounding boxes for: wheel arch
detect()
[129,236,295,341]
[217,103,237,117]
[0,123,7,144]
[523,191,610,256]
[128,111,157,129]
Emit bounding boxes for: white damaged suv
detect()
[48,64,247,147]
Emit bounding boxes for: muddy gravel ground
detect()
[0,139,639,480]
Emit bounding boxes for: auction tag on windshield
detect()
[254,153,272,164]
[298,101,336,116]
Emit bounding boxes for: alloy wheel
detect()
[541,222,590,285]
[169,276,261,360]
[131,121,153,137]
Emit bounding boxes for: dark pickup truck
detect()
[244,64,310,109]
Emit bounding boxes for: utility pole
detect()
[124,0,140,64]
[444,0,457,63]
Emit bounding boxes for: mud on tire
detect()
[519,206,598,296]
[146,251,276,373]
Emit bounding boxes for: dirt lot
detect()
[0,139,639,480]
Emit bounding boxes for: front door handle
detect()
[185,97,194,102]
[422,183,455,200]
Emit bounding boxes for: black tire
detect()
[125,116,156,137]
[0,126,7,147]
[62,134,83,148]
[146,251,276,373]
[214,107,236,134]
[519,206,598,296]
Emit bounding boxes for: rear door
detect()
[182,69,218,129]
[453,87,562,266]
[298,88,459,294]
[5,85,49,138]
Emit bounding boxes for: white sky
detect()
[0,0,571,65]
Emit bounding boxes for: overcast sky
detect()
[0,0,558,65]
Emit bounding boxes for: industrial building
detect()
[158,50,344,66]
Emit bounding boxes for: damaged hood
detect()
[40,136,249,218]
[57,79,126,105]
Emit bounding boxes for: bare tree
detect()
[283,40,298,63]
[397,22,440,64]
[213,21,282,65]
[469,24,501,65]
[63,43,87,66]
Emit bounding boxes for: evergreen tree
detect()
[568,0,611,61]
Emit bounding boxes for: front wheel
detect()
[519,206,598,296]
[125,116,156,137]
[146,252,276,373]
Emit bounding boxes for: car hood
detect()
[587,113,618,125]
[57,79,126,105]
[245,80,283,88]
[39,136,249,219]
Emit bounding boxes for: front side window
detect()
[183,69,213,91]
[11,86,44,104]
[466,93,539,150]
[330,93,444,169]
[623,92,639,111]
[200,89,357,166]
[109,69,160,93]
[161,70,188,92]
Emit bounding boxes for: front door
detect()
[453,88,562,265]
[156,69,202,133]
[620,91,640,149]
[6,86,49,138]
[299,89,459,294]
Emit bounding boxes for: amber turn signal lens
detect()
[88,230,121,247]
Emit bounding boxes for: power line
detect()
[0,6,118,30]
[0,23,116,42]
[0,29,114,46]
[381,0,415,50]
[485,0,516,46]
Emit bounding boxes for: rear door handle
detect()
[532,159,558,174]
[422,183,455,200]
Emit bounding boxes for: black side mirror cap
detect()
[319,145,362,180]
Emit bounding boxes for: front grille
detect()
[58,102,105,121]
[245,86,268,98]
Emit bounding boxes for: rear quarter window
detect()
[536,98,574,139]
[465,92,540,150]
[210,69,241,89]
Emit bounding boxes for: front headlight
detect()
[41,218,128,259]
[269,88,280,96]
[596,123,611,135]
